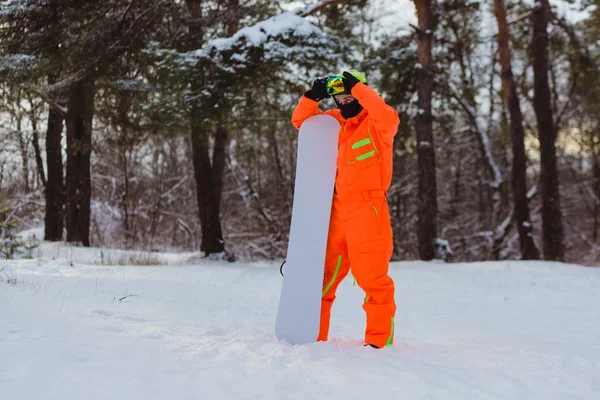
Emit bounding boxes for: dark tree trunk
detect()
[25,96,45,189]
[413,0,438,260]
[31,127,46,189]
[65,79,94,247]
[16,117,30,193]
[593,151,600,241]
[186,0,226,257]
[212,116,228,207]
[190,108,225,255]
[493,0,540,260]
[212,0,238,208]
[43,3,65,242]
[121,131,132,244]
[44,98,64,241]
[532,0,565,261]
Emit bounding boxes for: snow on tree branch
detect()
[146,8,335,94]
[526,184,537,200]
[450,89,503,190]
[493,184,538,253]
[0,0,31,16]
[190,11,331,66]
[0,54,37,73]
[295,0,346,17]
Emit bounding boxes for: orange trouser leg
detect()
[318,199,350,342]
[347,197,396,348]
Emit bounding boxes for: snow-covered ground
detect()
[1,238,599,400]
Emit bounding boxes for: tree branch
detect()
[492,185,538,259]
[27,88,67,117]
[507,10,534,26]
[47,0,171,92]
[409,23,432,35]
[295,0,346,17]
[491,10,535,37]
[448,86,503,189]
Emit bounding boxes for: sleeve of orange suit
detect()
[291,93,325,130]
[351,83,400,145]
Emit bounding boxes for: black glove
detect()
[304,78,329,102]
[342,71,361,93]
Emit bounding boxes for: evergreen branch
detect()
[47,0,172,92]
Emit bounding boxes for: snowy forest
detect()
[1,0,599,264]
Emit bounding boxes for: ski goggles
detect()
[326,75,347,96]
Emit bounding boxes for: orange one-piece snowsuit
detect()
[291,82,400,348]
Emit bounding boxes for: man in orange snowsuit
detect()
[291,70,399,348]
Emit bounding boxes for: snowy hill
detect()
[1,242,599,400]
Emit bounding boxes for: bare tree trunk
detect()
[451,152,461,217]
[43,1,65,241]
[186,0,226,257]
[190,112,225,255]
[531,0,565,261]
[594,149,600,241]
[493,0,540,260]
[115,94,134,246]
[450,91,503,227]
[31,126,46,190]
[413,0,438,260]
[213,115,228,208]
[16,116,30,193]
[212,0,238,214]
[488,40,504,231]
[44,78,65,241]
[267,119,285,186]
[121,130,132,244]
[66,79,94,247]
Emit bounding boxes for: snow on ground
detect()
[1,241,600,400]
[15,228,201,266]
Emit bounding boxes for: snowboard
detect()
[275,114,340,345]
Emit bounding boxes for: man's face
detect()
[333,94,355,105]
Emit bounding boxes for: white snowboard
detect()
[275,114,340,345]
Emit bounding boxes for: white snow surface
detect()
[1,240,600,399]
